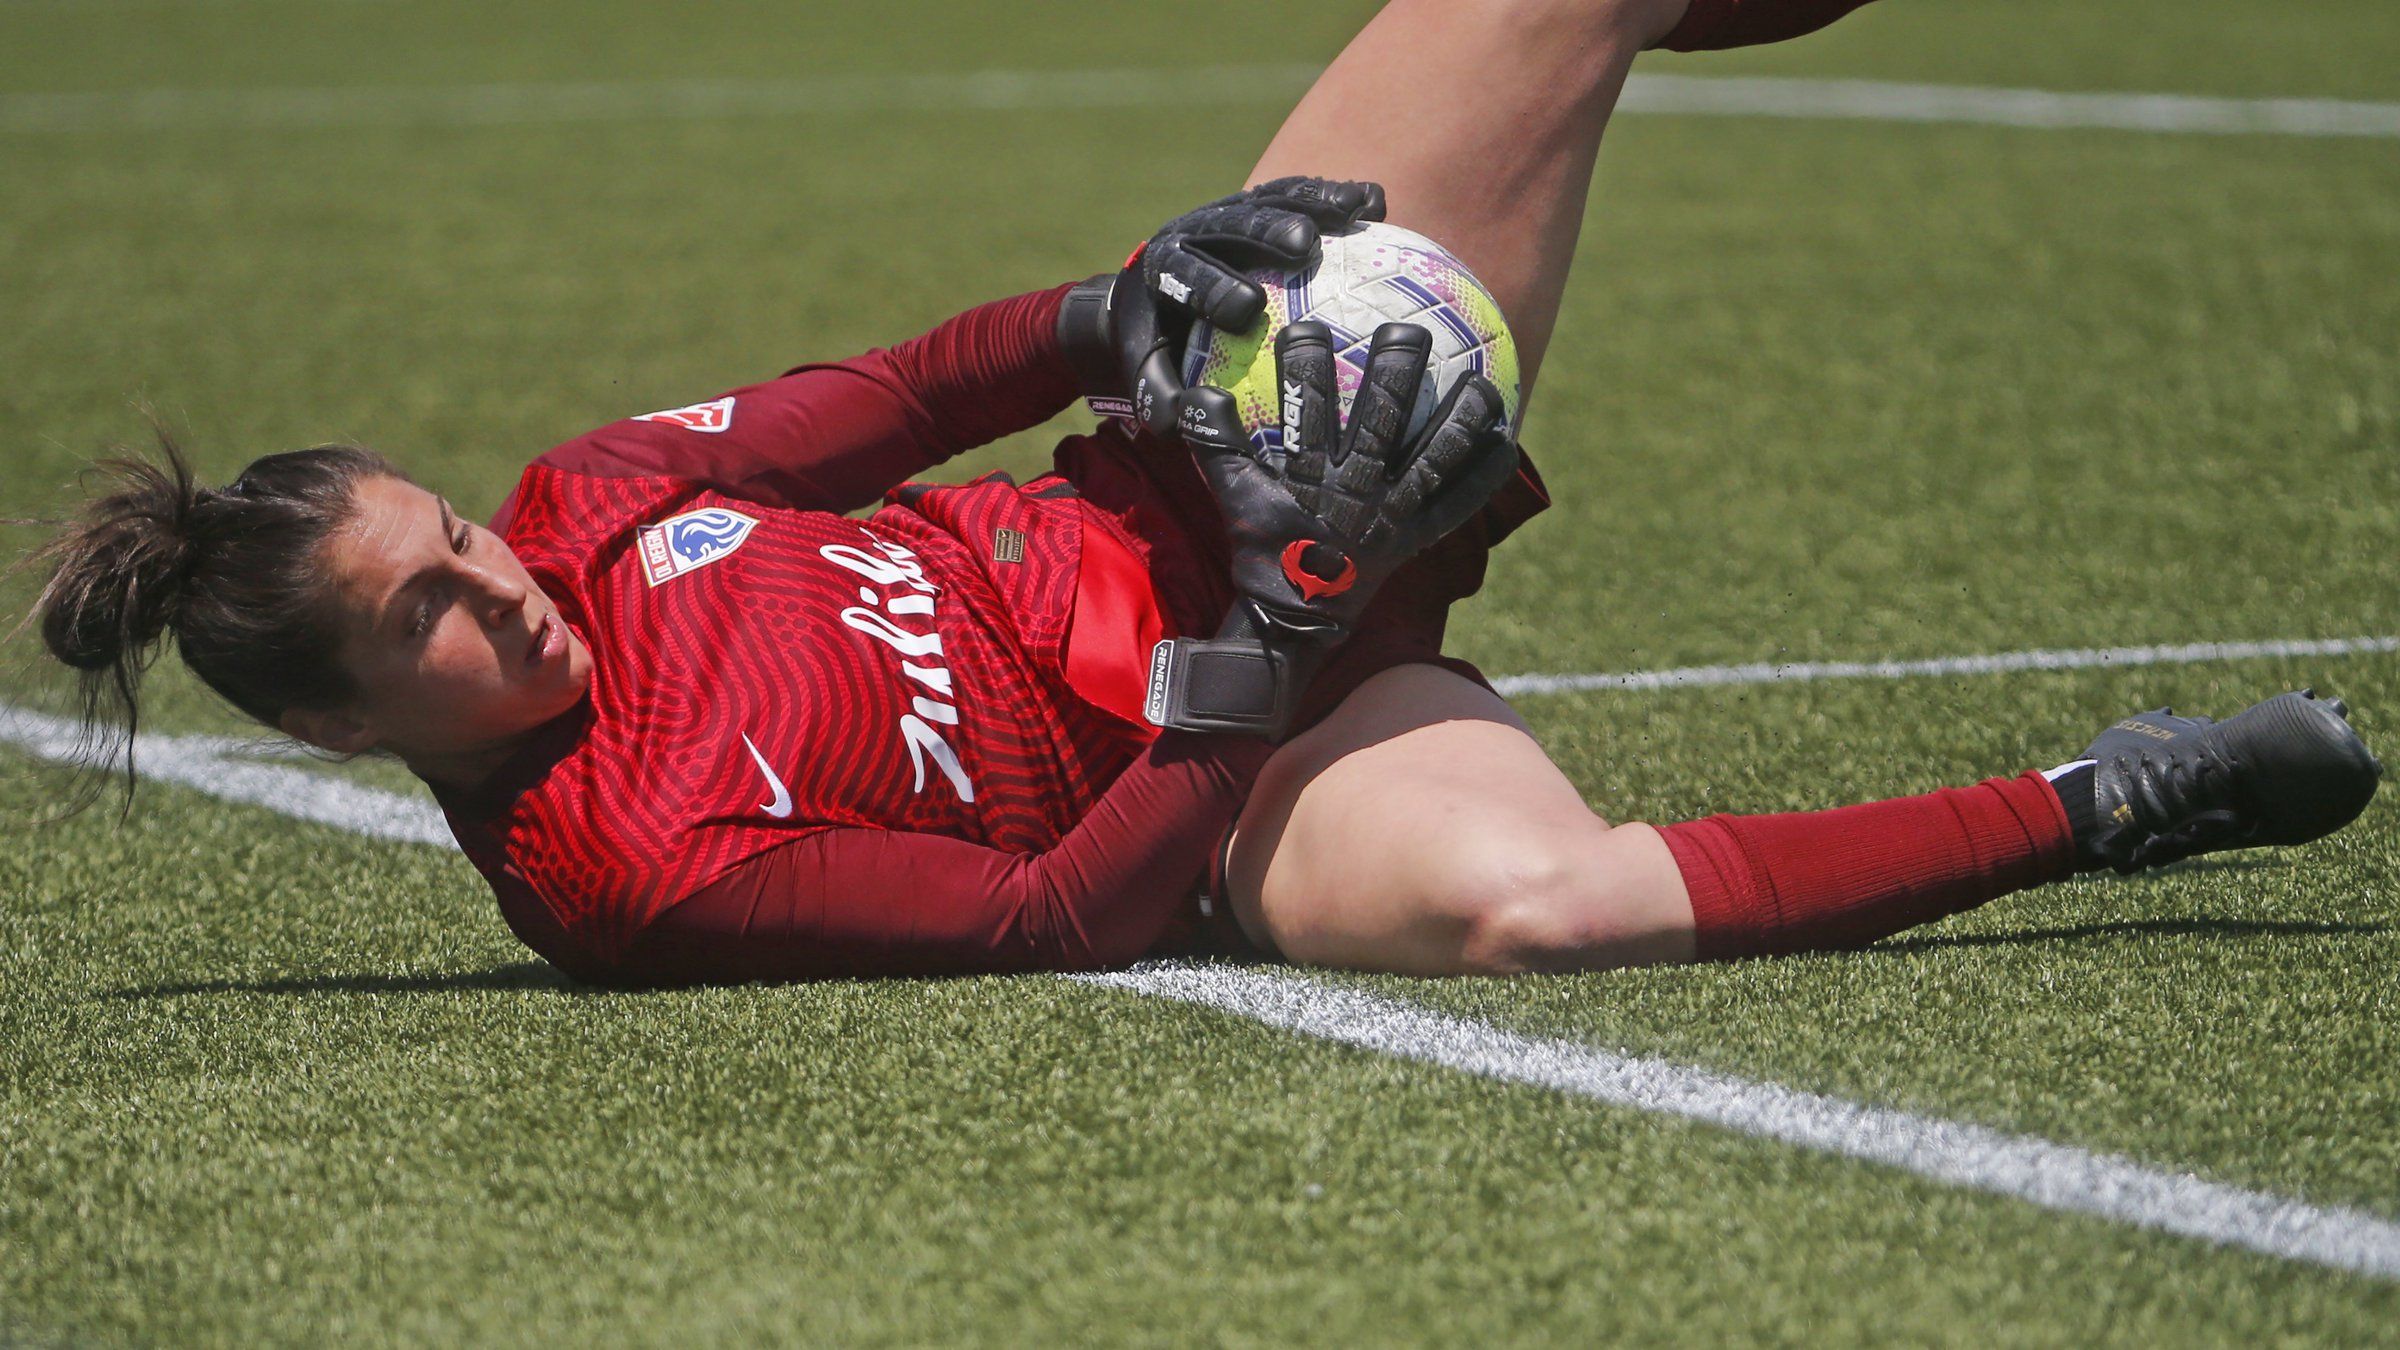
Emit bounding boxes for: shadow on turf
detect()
[1868,917,2388,957]
[103,962,579,999]
[104,931,1285,1000]
[100,956,1285,999]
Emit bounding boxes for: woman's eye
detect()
[452,523,473,554]
[410,599,435,639]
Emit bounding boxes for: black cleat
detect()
[2080,689,2382,874]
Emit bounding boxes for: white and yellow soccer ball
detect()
[1181,220,1520,455]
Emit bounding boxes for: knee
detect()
[1432,827,1617,973]
[1427,821,1691,974]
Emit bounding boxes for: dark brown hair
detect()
[22,432,402,803]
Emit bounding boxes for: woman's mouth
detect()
[528,613,564,668]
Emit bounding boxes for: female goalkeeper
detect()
[28,0,2380,985]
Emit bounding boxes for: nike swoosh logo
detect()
[740,733,794,819]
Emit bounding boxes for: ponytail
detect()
[19,432,402,806]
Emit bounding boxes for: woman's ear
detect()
[280,706,376,755]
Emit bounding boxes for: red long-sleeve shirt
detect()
[439,286,1271,986]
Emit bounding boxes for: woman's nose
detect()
[471,566,528,624]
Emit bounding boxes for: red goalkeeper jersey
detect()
[438,286,1294,985]
[437,284,1543,986]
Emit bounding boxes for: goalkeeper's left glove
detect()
[1143,319,1520,739]
[1056,176,1385,440]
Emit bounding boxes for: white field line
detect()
[5,69,2400,139]
[1080,964,2400,1281]
[0,66,1325,134]
[0,703,453,847]
[1490,635,2400,699]
[1616,74,2400,139]
[4,629,2399,1279]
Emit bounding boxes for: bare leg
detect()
[1229,665,1694,974]
[1227,0,1700,973]
[1228,2,1952,975]
[1248,0,1687,413]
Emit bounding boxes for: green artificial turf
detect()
[4,0,2397,1343]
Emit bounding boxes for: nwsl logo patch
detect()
[634,396,735,434]
[639,507,758,586]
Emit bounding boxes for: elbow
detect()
[1027,876,1180,974]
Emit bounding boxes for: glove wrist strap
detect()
[1143,637,1290,737]
[1143,603,1335,738]
[1056,274,1136,420]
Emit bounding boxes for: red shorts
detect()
[1047,423,1550,736]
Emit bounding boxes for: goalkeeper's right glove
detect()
[1055,176,1385,440]
[1143,319,1520,738]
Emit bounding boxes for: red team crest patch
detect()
[639,506,760,586]
[634,396,736,434]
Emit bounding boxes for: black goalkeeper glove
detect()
[1143,319,1521,738]
[1057,176,1385,439]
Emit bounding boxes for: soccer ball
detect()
[1182,220,1520,455]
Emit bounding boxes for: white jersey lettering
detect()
[822,531,974,804]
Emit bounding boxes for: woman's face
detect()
[312,474,592,770]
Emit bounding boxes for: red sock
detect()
[1660,771,2076,959]
[1653,0,1881,52]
